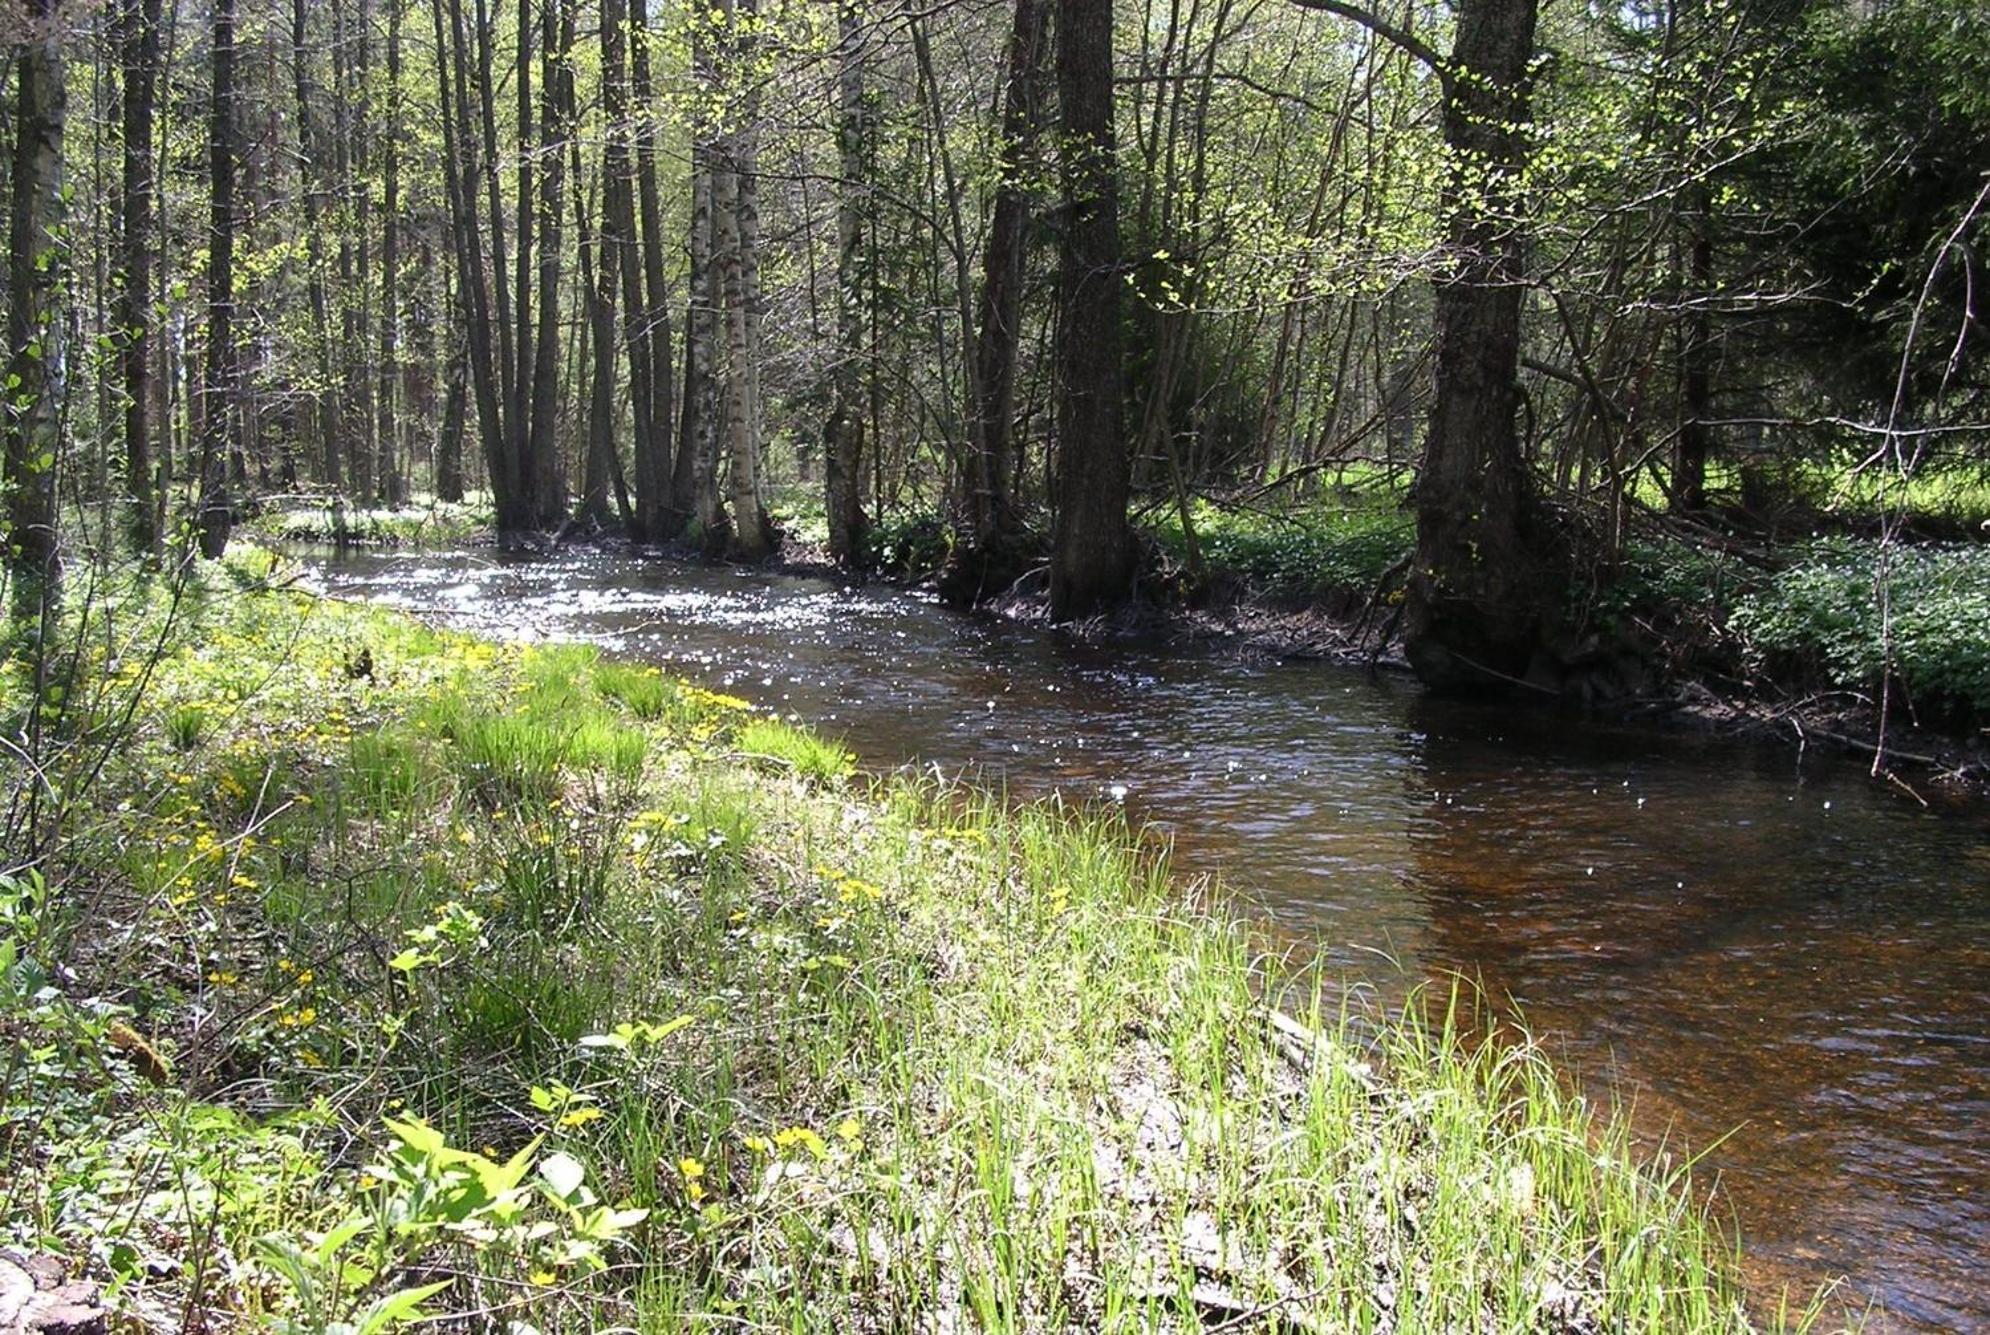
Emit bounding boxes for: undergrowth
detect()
[246,493,495,548]
[0,553,1830,1332]
[1144,496,1415,606]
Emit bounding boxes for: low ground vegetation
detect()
[245,496,498,549]
[0,553,1825,1331]
[1136,470,1990,736]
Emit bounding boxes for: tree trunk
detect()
[376,0,407,505]
[1049,0,1131,620]
[332,0,373,500]
[942,0,1048,603]
[577,204,620,528]
[715,128,771,559]
[524,0,571,528]
[196,0,238,559]
[714,0,771,560]
[436,308,467,502]
[117,0,162,555]
[1402,0,1547,689]
[675,133,726,551]
[825,1,871,568]
[291,0,342,491]
[434,0,505,509]
[5,0,67,622]
[628,0,676,539]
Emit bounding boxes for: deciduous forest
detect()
[4,0,1985,688]
[2,0,1986,1329]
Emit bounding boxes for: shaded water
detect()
[303,546,1989,1331]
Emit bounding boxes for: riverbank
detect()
[0,555,1820,1331]
[1010,496,1990,792]
[264,481,1990,792]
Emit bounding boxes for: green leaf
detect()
[471,1135,543,1198]
[383,1114,446,1156]
[353,1279,452,1335]
[313,1216,371,1263]
[539,1150,586,1201]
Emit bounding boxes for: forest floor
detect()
[0,552,1829,1332]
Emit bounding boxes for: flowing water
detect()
[302,546,1990,1331]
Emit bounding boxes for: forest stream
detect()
[301,545,1989,1332]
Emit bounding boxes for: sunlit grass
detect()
[246,490,496,548]
[734,714,855,783]
[0,560,1831,1332]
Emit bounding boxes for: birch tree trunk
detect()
[716,0,772,559]
[715,128,771,559]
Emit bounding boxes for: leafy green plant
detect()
[0,868,53,1003]
[257,1115,645,1334]
[1146,496,1414,602]
[1731,538,1990,720]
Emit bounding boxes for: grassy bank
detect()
[1140,481,1990,740]
[2,555,1823,1331]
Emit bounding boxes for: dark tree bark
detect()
[5,0,67,622]
[1050,0,1132,620]
[524,0,572,527]
[628,0,676,539]
[824,0,872,568]
[433,0,504,508]
[567,19,626,530]
[117,0,162,555]
[291,0,343,491]
[595,0,646,534]
[943,0,1048,602]
[376,0,407,505]
[576,185,620,528]
[672,127,726,552]
[331,0,372,500]
[436,313,467,502]
[472,0,520,517]
[1401,0,1549,689]
[196,0,239,559]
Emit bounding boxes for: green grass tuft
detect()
[734,715,856,784]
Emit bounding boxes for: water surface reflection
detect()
[303,547,1989,1330]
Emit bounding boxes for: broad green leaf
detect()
[539,1150,586,1201]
